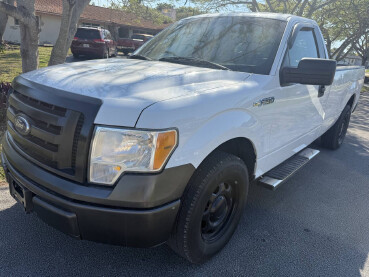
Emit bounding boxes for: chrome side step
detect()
[258,148,320,190]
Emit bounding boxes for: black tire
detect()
[321,105,351,150]
[168,151,249,264]
[122,50,129,56]
[73,53,79,58]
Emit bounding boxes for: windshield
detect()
[135,16,286,74]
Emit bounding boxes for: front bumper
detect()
[1,133,195,247]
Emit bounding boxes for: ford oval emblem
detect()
[14,115,31,136]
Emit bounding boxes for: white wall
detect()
[38,14,61,45]
[3,17,21,44]
[3,13,61,45]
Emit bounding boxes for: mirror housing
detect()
[280,58,337,86]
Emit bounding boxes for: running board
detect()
[258,148,320,190]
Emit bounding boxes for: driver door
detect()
[268,26,329,154]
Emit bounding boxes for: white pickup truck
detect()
[2,13,365,263]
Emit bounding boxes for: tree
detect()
[0,0,14,42]
[354,33,369,65]
[314,0,369,60]
[48,0,91,66]
[0,0,91,71]
[0,0,40,72]
[176,6,204,20]
[156,2,174,11]
[109,0,173,24]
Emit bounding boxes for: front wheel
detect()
[168,151,249,264]
[321,105,352,150]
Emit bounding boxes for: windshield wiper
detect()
[159,56,231,71]
[129,54,152,61]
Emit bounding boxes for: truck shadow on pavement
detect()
[0,94,368,276]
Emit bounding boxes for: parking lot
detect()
[0,93,368,276]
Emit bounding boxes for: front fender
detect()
[170,109,262,169]
[137,104,266,169]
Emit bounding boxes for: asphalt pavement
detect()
[0,93,368,276]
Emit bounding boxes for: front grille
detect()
[6,79,102,183]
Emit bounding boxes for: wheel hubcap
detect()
[201,182,235,241]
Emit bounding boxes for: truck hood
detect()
[20,58,250,127]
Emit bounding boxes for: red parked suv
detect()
[117,34,153,55]
[71,27,117,59]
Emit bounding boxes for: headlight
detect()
[89,127,178,185]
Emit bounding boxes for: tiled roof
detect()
[34,0,166,30]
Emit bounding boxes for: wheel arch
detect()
[347,94,356,111]
[201,137,257,181]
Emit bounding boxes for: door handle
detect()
[318,85,325,98]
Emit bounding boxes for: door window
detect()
[283,29,319,67]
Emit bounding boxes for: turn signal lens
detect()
[154,130,177,170]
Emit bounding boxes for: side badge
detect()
[253,97,275,107]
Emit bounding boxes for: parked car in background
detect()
[71,27,117,59]
[117,34,153,55]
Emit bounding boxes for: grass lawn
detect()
[0,46,55,83]
[0,46,73,183]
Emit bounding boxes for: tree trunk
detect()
[19,21,39,72]
[0,0,40,72]
[362,56,368,66]
[17,0,39,72]
[0,0,15,42]
[48,0,90,66]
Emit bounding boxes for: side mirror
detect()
[280,58,337,86]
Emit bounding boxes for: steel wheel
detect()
[201,181,237,242]
[168,151,249,263]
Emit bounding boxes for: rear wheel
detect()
[168,151,249,264]
[101,48,108,59]
[321,105,351,150]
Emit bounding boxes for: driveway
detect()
[0,94,369,276]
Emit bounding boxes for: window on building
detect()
[14,18,19,26]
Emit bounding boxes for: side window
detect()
[283,29,319,67]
